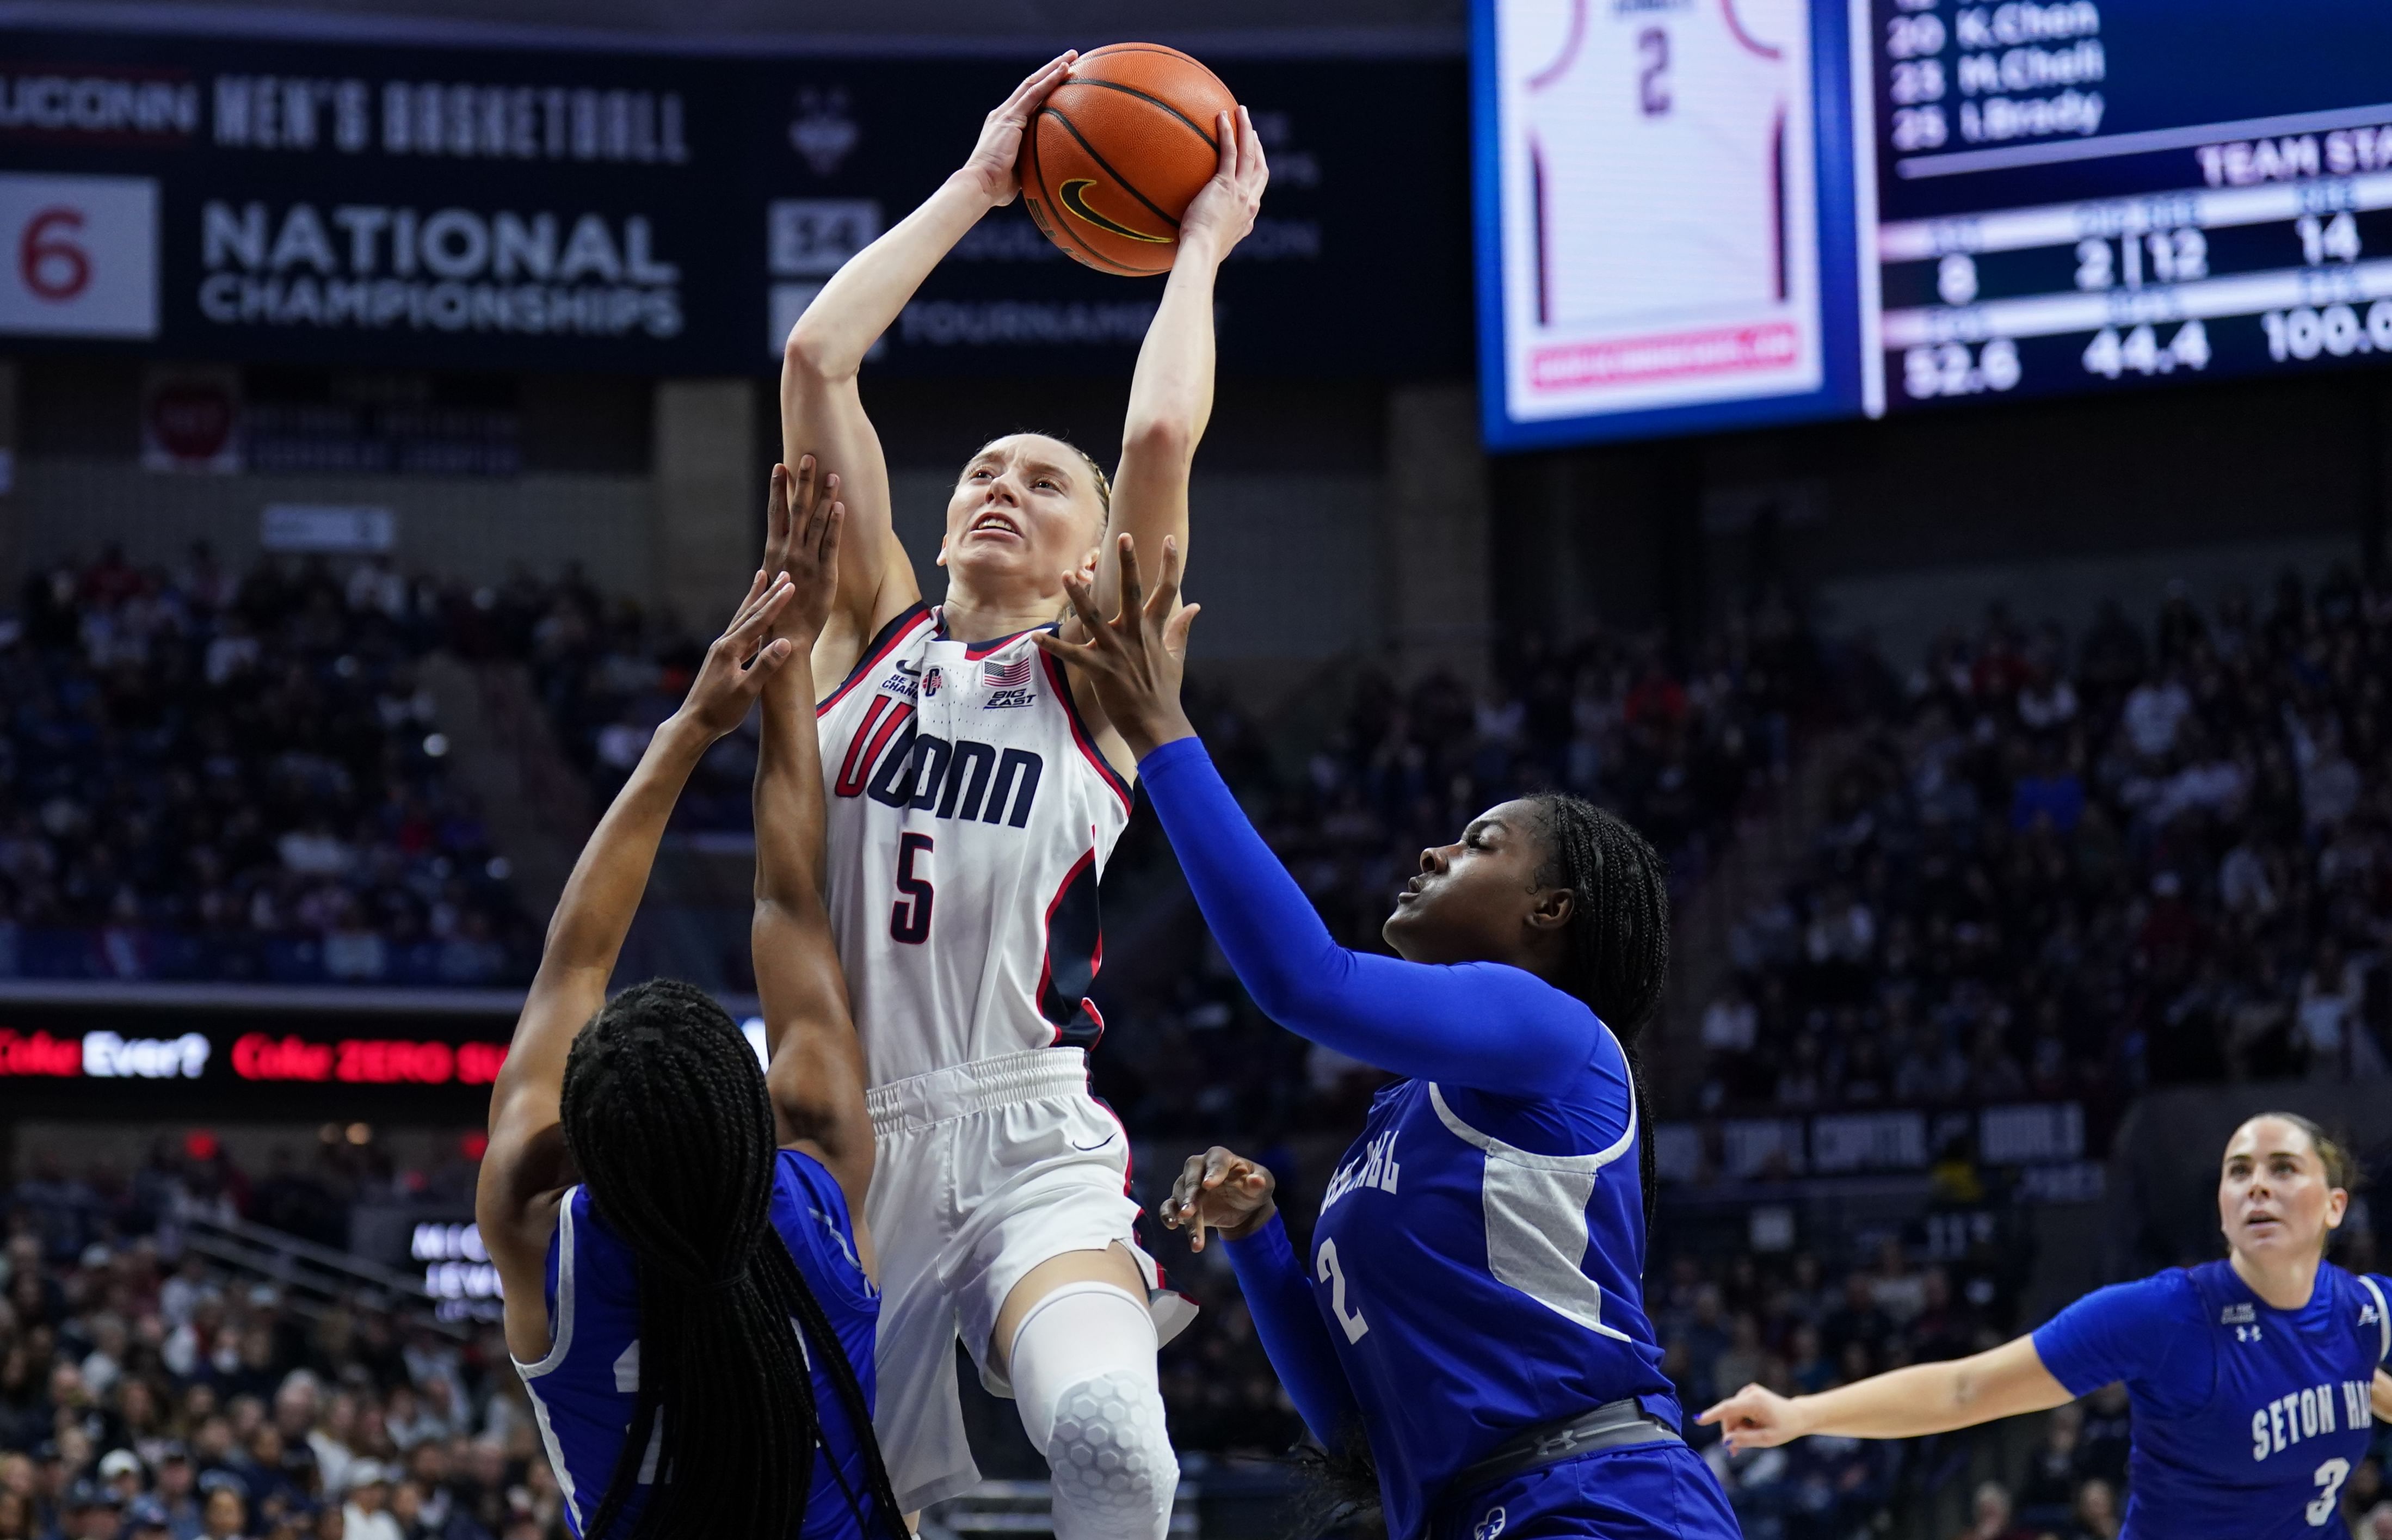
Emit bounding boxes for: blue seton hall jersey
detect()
[515,1150,881,1540]
[2034,1260,2392,1540]
[1304,1043,1695,1540]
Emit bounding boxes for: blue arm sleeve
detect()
[1138,738,1603,1098]
[2031,1271,2212,1410]
[1224,1213,1363,1447]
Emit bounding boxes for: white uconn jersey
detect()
[816,605,1132,1088]
[1519,0,1795,327]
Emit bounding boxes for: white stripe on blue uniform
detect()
[1428,1075,1636,1343]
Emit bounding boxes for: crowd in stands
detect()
[25,538,2392,1538]
[1695,564,2392,1121]
[0,1134,564,1540]
[1,549,533,987]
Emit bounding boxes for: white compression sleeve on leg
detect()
[1007,1282,1177,1540]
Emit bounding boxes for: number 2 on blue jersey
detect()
[1317,1237,1369,1343]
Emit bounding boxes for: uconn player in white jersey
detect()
[478,466,901,1540]
[1707,1114,2392,1540]
[780,53,1269,1530]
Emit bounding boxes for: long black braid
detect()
[558,978,906,1540]
[1525,793,1672,1232]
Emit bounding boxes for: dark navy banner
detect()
[0,24,1469,377]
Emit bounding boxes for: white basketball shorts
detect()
[862,1047,1197,1512]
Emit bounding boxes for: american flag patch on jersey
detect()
[982,654,1035,689]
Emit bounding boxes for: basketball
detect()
[1020,43,1239,276]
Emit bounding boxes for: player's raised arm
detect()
[476,568,802,1357]
[1699,1333,2073,1449]
[783,52,1077,689]
[1094,105,1268,624]
[750,460,874,1251]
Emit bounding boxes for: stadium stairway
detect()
[421,650,747,990]
[1654,728,1859,1112]
[178,1208,468,1342]
[419,652,595,923]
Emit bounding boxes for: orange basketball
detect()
[1020,44,1238,277]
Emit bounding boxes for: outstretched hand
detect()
[1163,1146,1277,1253]
[675,571,800,740]
[1032,533,1200,760]
[1177,105,1269,260]
[761,457,844,653]
[958,50,1078,207]
[1696,1383,1808,1453]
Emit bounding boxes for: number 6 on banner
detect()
[0,173,158,338]
[21,208,90,301]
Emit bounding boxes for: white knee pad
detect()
[1007,1283,1177,1540]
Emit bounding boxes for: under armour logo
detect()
[1474,1507,1507,1540]
[2236,1324,2264,1343]
[2363,1305,2381,1326]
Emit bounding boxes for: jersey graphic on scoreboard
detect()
[1489,0,1825,428]
[1525,0,1790,328]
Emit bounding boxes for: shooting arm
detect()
[783,54,1073,687]
[1095,107,1265,619]
[781,179,997,654]
[1096,231,1223,615]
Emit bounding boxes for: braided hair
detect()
[1525,794,1672,1231]
[558,979,905,1540]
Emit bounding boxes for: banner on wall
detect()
[0,23,1469,377]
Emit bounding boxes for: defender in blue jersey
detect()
[477,463,903,1540]
[1036,539,1741,1540]
[1703,1112,2392,1540]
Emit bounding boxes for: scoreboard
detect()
[1475,0,2392,448]
[1872,0,2392,412]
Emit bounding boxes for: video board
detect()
[1476,0,2392,446]
[1475,0,1872,447]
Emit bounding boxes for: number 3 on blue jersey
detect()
[2309,1457,2350,1526]
[1317,1239,1369,1343]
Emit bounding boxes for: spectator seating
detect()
[1,548,535,987]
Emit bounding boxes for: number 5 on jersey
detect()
[1317,1238,1369,1343]
[890,833,934,944]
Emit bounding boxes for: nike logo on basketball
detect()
[1058,179,1171,243]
